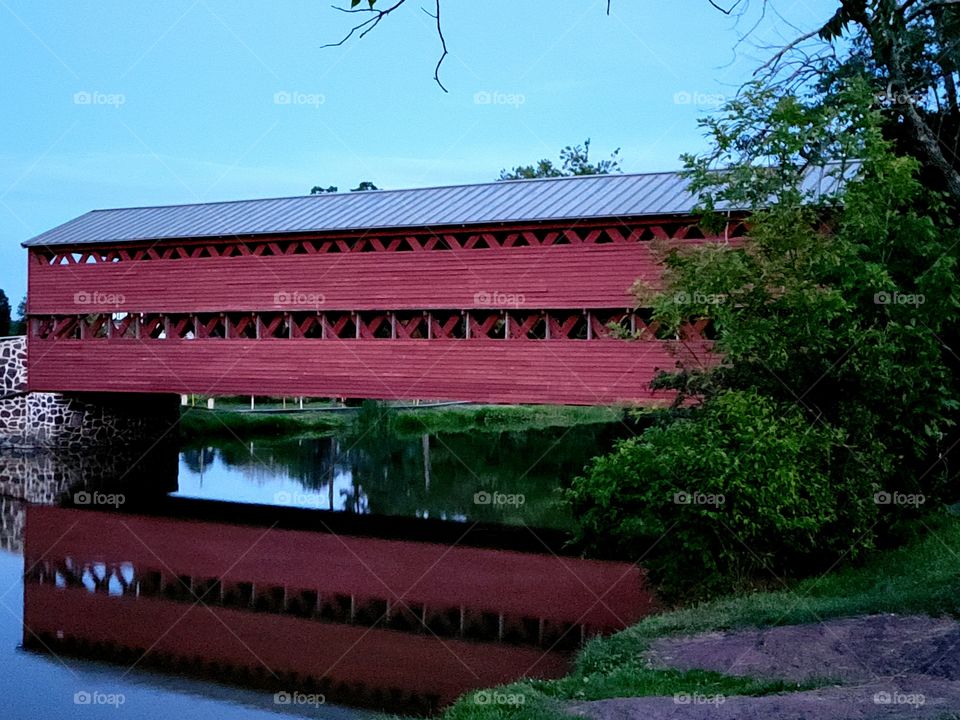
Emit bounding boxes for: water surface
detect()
[0,418,648,718]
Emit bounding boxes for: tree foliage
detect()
[0,290,10,336]
[499,139,621,180]
[11,295,25,335]
[570,390,878,598]
[745,0,960,201]
[310,180,379,194]
[570,77,960,598]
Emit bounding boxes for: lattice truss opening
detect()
[30,310,712,342]
[31,220,749,266]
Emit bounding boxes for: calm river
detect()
[0,419,651,718]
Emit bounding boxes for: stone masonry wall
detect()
[0,336,26,396]
[0,337,180,449]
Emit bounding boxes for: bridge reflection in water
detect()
[22,504,651,715]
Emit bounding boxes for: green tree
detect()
[570,78,960,597]
[0,290,10,336]
[769,0,960,201]
[12,295,26,335]
[499,139,621,180]
[570,390,878,598]
[310,181,379,194]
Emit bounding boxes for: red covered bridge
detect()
[20,170,836,405]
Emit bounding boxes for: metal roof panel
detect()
[22,165,855,247]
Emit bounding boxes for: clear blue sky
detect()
[0,0,836,307]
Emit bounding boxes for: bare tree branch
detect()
[753,25,825,76]
[430,2,449,93]
[421,1,449,92]
[323,0,454,91]
[320,1,410,49]
[708,0,745,15]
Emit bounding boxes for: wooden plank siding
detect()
[27,338,710,405]
[28,242,664,313]
[26,219,721,404]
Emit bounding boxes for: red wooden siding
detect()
[27,338,709,405]
[26,219,723,403]
[30,243,664,313]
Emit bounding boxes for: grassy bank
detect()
[440,514,960,719]
[179,403,626,441]
[389,405,624,436]
[178,407,348,439]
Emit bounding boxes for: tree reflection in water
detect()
[179,412,628,529]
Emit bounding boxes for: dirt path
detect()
[568,615,960,720]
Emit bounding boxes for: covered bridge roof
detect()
[22,165,854,248]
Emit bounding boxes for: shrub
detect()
[567,390,880,599]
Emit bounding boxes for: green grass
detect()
[178,403,626,442]
[390,405,625,436]
[441,672,820,720]
[438,514,960,720]
[178,407,347,439]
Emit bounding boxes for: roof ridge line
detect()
[83,170,676,214]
